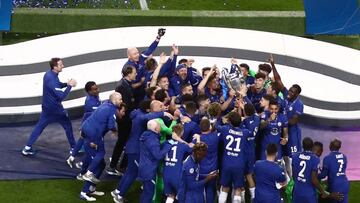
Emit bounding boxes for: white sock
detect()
[25,146,31,150]
[115,189,120,194]
[218,191,228,203]
[240,191,245,203]
[165,197,174,203]
[250,187,255,199]
[85,170,93,176]
[233,195,241,203]
[80,191,87,196]
[89,185,95,192]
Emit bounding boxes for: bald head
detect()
[127,47,139,62]
[110,92,122,107]
[150,100,164,112]
[147,119,160,133]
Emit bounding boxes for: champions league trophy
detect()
[221,66,246,93]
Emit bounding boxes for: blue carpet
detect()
[0,119,359,180]
[0,119,118,180]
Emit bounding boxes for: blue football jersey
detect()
[292,151,319,201]
[283,88,304,155]
[319,151,349,194]
[254,160,286,203]
[197,132,220,174]
[261,112,288,159]
[242,114,260,154]
[163,140,192,179]
[216,124,250,168]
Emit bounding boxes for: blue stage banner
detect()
[304,0,360,34]
[0,0,12,31]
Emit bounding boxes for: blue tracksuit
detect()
[123,40,159,84]
[124,40,160,103]
[71,94,101,157]
[319,151,349,203]
[188,66,202,94]
[180,155,206,203]
[82,95,101,122]
[26,70,75,148]
[81,139,106,193]
[254,160,286,203]
[138,130,172,203]
[168,75,190,97]
[168,69,201,97]
[116,110,164,196]
[163,140,192,197]
[81,101,117,173]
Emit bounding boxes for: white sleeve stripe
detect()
[55,88,66,92]
[141,53,149,58]
[92,107,98,109]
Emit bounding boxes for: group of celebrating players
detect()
[21,28,349,203]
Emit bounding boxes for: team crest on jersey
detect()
[189,168,194,174]
[271,128,279,135]
[289,106,293,111]
[277,122,282,127]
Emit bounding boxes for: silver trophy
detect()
[221,66,246,93]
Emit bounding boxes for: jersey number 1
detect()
[165,146,178,162]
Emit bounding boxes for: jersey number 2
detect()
[298,160,306,178]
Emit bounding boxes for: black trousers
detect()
[110,115,132,169]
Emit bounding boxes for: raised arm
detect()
[268,54,285,90]
[221,89,236,111]
[141,29,165,58]
[197,65,215,94]
[150,52,167,87]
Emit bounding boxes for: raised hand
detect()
[159,52,167,64]
[158,28,166,37]
[172,44,179,55]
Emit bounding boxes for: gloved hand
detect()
[158,28,166,37]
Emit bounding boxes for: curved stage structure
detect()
[0,26,360,127]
